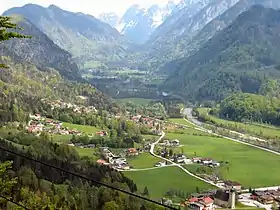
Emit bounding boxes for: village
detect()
[24,102,280,210]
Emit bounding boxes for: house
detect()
[257,195,274,204]
[155,161,166,167]
[211,161,220,167]
[187,197,214,210]
[192,157,202,163]
[163,140,170,146]
[127,148,138,156]
[96,159,107,165]
[96,130,108,137]
[171,139,180,146]
[224,180,242,191]
[177,156,187,164]
[84,144,96,148]
[201,158,213,165]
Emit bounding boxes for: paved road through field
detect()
[149,132,220,188]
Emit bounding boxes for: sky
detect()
[1,0,171,17]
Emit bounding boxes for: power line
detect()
[0,145,178,210]
[0,194,29,210]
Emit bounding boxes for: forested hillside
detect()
[162,5,280,101]
[219,93,280,125]
[0,16,120,124]
[0,137,161,209]
[1,15,81,80]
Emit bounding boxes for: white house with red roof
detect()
[187,197,214,210]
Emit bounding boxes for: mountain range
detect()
[2,0,280,103]
[0,15,118,116]
[162,5,280,101]
[99,0,186,44]
[3,4,128,69]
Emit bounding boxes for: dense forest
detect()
[0,136,162,209]
[219,93,280,125]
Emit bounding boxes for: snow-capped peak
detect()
[98,1,189,44]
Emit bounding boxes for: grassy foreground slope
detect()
[167,132,280,188]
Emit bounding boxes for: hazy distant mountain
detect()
[99,1,184,44]
[187,0,280,54]
[3,4,128,69]
[1,15,80,80]
[98,12,119,28]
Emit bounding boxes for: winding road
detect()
[149,132,221,188]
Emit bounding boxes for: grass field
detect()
[74,147,98,159]
[124,166,213,199]
[197,108,280,140]
[127,153,161,169]
[62,122,100,135]
[117,98,152,105]
[168,118,194,127]
[167,131,280,188]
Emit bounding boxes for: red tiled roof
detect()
[189,197,198,203]
[128,148,137,153]
[202,197,214,204]
[96,159,106,164]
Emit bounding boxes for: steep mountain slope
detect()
[98,12,119,27]
[100,1,181,44]
[144,0,241,69]
[162,5,280,101]
[3,4,128,69]
[188,0,280,53]
[1,15,80,80]
[0,16,119,114]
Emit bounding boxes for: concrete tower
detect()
[229,188,236,209]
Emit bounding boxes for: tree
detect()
[102,201,119,210]
[0,16,30,68]
[0,161,17,202]
[142,186,150,197]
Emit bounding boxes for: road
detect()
[149,132,221,188]
[183,108,203,126]
[117,164,176,172]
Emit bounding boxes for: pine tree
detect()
[0,16,30,68]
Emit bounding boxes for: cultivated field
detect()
[127,153,161,169]
[168,118,195,127]
[124,166,214,199]
[62,122,100,134]
[167,131,280,188]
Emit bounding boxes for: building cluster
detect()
[250,189,280,204]
[130,115,160,129]
[192,157,221,168]
[96,147,143,170]
[41,99,97,113]
[185,182,241,210]
[27,114,81,135]
[160,139,180,147]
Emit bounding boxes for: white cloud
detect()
[0,0,171,17]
